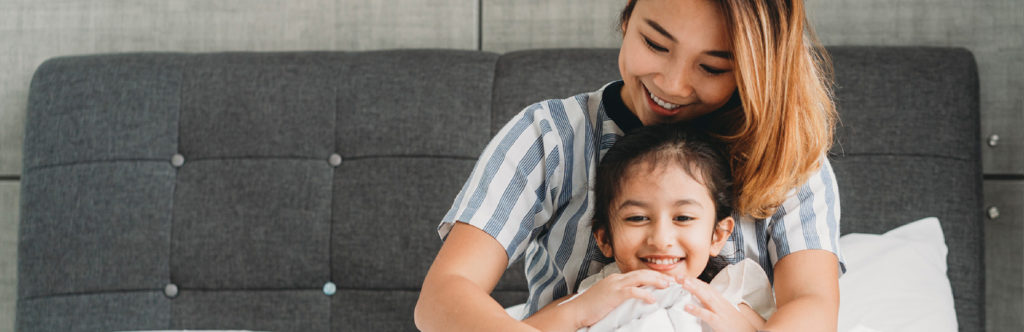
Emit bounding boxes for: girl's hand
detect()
[565,269,675,328]
[680,277,762,332]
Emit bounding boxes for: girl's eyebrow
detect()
[618,199,650,209]
[644,19,733,60]
[617,199,703,209]
[674,199,703,208]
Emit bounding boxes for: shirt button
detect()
[328,153,343,167]
[171,154,185,167]
[164,283,179,298]
[323,281,337,296]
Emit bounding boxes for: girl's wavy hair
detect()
[620,0,838,219]
[592,124,734,281]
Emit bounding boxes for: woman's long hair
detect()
[621,0,837,219]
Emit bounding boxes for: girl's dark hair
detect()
[593,123,734,281]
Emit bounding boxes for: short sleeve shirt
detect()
[437,81,845,316]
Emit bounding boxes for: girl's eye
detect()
[673,216,693,222]
[700,64,729,75]
[643,37,669,53]
[625,215,649,222]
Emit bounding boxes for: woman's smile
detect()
[643,83,692,117]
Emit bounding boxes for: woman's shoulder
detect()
[511,82,618,126]
[794,157,838,200]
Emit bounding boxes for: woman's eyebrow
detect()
[705,50,733,60]
[644,19,676,42]
[644,18,732,60]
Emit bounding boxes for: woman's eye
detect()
[643,37,669,52]
[700,64,729,75]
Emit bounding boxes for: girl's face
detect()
[594,161,733,279]
[618,0,737,126]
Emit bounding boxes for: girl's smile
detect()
[641,255,686,272]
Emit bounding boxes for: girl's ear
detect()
[593,228,614,258]
[710,216,735,256]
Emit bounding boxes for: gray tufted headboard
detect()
[17,47,981,331]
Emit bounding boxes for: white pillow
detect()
[837,217,958,332]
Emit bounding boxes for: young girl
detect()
[563,124,774,331]
[416,0,842,330]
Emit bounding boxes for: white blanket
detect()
[566,259,775,332]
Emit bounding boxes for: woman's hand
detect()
[680,277,762,332]
[563,269,675,328]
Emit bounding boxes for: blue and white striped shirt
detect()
[438,81,843,316]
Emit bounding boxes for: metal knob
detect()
[987,206,1001,220]
[988,134,999,147]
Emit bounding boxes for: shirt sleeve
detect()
[437,103,563,267]
[766,158,846,273]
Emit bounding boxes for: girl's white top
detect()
[567,258,775,332]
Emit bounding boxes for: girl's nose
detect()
[646,219,675,249]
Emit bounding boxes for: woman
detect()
[415,0,842,330]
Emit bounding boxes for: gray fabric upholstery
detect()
[827,46,983,331]
[18,48,982,331]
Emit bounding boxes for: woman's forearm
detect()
[415,273,536,332]
[521,295,580,332]
[415,222,537,332]
[764,250,840,332]
[762,294,838,331]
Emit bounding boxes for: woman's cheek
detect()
[696,80,732,110]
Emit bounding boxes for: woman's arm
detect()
[415,223,673,332]
[763,249,840,331]
[414,222,537,332]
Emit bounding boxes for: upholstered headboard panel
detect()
[18,47,981,331]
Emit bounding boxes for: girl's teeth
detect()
[646,258,679,265]
[649,92,681,109]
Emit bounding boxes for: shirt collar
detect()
[602,81,643,134]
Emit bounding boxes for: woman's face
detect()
[594,161,733,279]
[618,0,737,126]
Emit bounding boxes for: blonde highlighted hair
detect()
[621,0,838,219]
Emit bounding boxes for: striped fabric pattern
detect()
[437,82,843,316]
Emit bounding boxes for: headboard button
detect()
[164,283,179,298]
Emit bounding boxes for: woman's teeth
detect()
[649,92,681,110]
[644,257,681,265]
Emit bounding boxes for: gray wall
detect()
[1,0,1020,331]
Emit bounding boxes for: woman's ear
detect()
[593,228,614,258]
[710,216,735,256]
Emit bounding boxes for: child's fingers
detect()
[625,286,658,304]
[681,278,731,311]
[684,303,719,325]
[680,278,758,332]
[617,269,674,289]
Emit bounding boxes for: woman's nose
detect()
[660,62,695,99]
